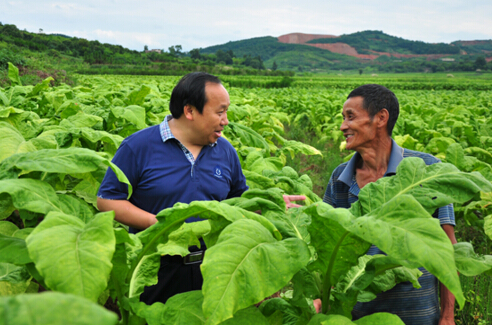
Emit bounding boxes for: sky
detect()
[2,0,492,52]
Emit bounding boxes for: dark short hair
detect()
[169,72,222,118]
[347,84,399,136]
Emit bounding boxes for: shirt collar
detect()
[338,138,404,187]
[159,114,217,147]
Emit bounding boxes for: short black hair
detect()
[169,72,222,118]
[347,84,399,136]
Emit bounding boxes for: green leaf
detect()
[0,292,118,325]
[27,76,54,97]
[243,170,276,189]
[0,123,25,163]
[227,122,271,154]
[221,306,270,325]
[0,263,32,296]
[485,215,492,240]
[244,151,283,174]
[258,297,304,325]
[357,158,492,216]
[126,85,151,106]
[0,148,132,198]
[453,242,492,276]
[26,211,116,302]
[0,179,64,218]
[128,253,161,298]
[0,221,18,236]
[305,203,370,284]
[111,105,147,129]
[354,312,405,325]
[280,140,322,159]
[306,313,355,325]
[202,219,311,325]
[344,195,465,307]
[156,221,208,257]
[135,290,205,325]
[0,234,31,264]
[7,62,22,86]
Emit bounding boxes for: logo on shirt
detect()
[213,165,223,178]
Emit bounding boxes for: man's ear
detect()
[183,104,195,120]
[377,109,389,129]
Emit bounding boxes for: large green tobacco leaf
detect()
[201,219,311,325]
[0,178,64,218]
[138,200,280,253]
[0,147,132,197]
[125,85,151,106]
[453,242,492,276]
[306,203,370,284]
[357,157,492,215]
[227,122,271,154]
[111,105,147,129]
[0,123,25,163]
[26,211,115,302]
[135,291,205,325]
[244,151,283,174]
[243,170,276,189]
[343,195,465,307]
[0,234,31,265]
[0,292,118,325]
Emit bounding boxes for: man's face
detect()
[340,96,377,151]
[193,82,230,145]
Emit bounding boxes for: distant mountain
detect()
[201,30,492,71]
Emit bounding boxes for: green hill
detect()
[200,36,355,70]
[306,30,460,55]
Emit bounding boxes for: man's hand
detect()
[313,298,322,313]
[283,195,306,209]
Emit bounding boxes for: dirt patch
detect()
[278,33,337,44]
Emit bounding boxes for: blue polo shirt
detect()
[323,139,455,325]
[98,115,248,228]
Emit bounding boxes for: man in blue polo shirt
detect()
[323,84,456,325]
[97,72,305,305]
[97,72,249,304]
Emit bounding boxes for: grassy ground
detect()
[455,220,492,325]
[284,122,347,198]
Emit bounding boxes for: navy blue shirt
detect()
[98,116,248,228]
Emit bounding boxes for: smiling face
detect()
[340,96,377,152]
[192,82,230,146]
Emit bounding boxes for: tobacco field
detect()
[1,65,492,324]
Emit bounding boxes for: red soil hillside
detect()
[278,33,337,44]
[277,33,459,60]
[278,32,372,58]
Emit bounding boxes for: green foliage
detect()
[0,74,492,325]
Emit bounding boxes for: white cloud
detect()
[1,0,491,50]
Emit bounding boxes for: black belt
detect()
[183,251,204,265]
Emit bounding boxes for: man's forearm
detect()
[439,224,457,324]
[439,282,455,323]
[97,197,157,230]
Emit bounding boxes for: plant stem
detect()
[322,231,349,314]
